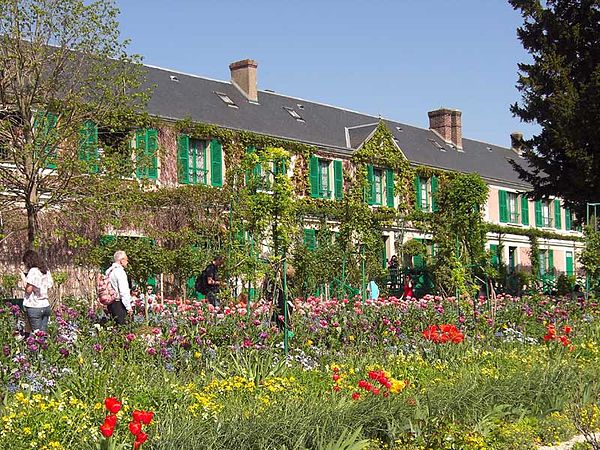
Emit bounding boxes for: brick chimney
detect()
[428,108,462,149]
[510,131,524,154]
[229,59,258,102]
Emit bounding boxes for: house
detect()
[131,59,581,282]
[0,58,582,296]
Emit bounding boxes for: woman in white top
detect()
[20,249,54,332]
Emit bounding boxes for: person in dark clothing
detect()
[205,255,225,307]
[264,264,294,330]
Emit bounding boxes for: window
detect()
[373,168,383,205]
[309,156,343,199]
[178,135,208,185]
[367,165,394,207]
[215,92,237,108]
[538,249,554,278]
[539,250,548,276]
[565,208,573,230]
[507,192,519,223]
[178,135,223,186]
[414,175,438,212]
[283,107,304,122]
[535,200,555,228]
[499,190,529,225]
[508,246,517,273]
[542,201,551,227]
[318,159,330,198]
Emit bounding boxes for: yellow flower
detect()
[194,351,201,358]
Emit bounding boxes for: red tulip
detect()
[139,411,154,425]
[99,422,114,438]
[129,421,142,436]
[136,431,148,444]
[105,397,122,414]
[333,385,340,392]
[104,414,117,428]
[563,325,572,335]
[332,374,340,382]
[132,410,144,423]
[351,392,360,400]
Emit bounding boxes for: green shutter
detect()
[333,160,343,200]
[554,200,561,229]
[35,111,58,169]
[499,190,508,223]
[566,251,574,276]
[521,196,529,226]
[367,164,375,205]
[177,134,190,184]
[548,249,554,276]
[274,157,287,176]
[413,239,424,268]
[210,139,223,186]
[135,129,146,178]
[303,229,316,251]
[565,208,572,230]
[414,175,422,211]
[146,129,158,179]
[381,237,388,268]
[79,120,99,172]
[535,200,543,227]
[431,176,439,211]
[385,169,395,207]
[490,244,499,267]
[309,155,319,198]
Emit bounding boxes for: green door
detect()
[566,251,574,276]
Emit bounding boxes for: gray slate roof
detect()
[143,65,530,187]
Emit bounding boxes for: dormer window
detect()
[215,92,238,108]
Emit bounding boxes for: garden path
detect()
[538,433,600,450]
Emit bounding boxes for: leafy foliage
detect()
[509,0,600,216]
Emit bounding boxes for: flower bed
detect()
[0,294,599,449]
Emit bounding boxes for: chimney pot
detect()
[229,59,258,102]
[428,108,462,149]
[511,132,524,153]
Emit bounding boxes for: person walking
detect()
[20,249,54,333]
[106,250,133,325]
[204,255,225,307]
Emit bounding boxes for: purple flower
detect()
[147,347,157,356]
[2,345,10,357]
[59,348,69,358]
[92,344,103,352]
[125,333,136,342]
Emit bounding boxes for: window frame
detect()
[188,138,209,185]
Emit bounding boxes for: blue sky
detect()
[118,0,537,148]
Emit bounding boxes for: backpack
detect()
[97,267,119,306]
[195,267,209,295]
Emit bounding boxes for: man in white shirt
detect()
[106,250,133,325]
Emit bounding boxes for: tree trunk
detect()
[26,202,37,247]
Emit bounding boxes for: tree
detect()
[431,173,489,297]
[509,0,600,218]
[0,0,146,245]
